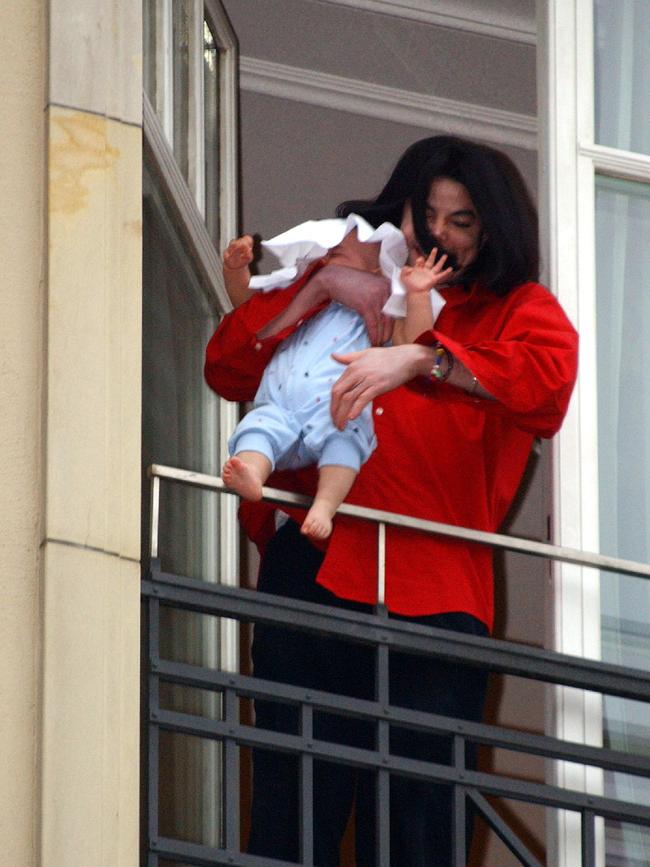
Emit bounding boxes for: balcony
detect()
[141,465,650,866]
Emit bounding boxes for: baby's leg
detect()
[301,465,358,541]
[222,451,272,501]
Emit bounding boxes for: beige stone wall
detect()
[1,2,142,865]
[39,0,143,861]
[0,2,46,864]
[41,104,142,867]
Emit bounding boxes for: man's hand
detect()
[310,263,393,346]
[330,344,430,429]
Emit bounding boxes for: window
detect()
[142,0,239,850]
[143,0,237,248]
[543,1,650,863]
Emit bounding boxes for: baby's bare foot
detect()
[222,456,263,501]
[301,503,334,540]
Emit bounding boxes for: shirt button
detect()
[254,341,262,351]
[375,407,384,416]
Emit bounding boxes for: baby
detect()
[221,215,452,540]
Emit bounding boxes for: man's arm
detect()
[258,263,392,345]
[330,286,578,437]
[205,262,394,400]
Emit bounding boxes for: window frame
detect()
[143,0,240,674]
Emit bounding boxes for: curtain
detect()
[594,4,650,860]
[594,0,650,156]
[596,175,650,865]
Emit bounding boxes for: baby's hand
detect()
[400,248,454,294]
[223,235,254,271]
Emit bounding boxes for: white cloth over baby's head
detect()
[248,214,445,322]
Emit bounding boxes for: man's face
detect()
[401,177,483,271]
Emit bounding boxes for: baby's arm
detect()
[393,249,454,345]
[222,235,255,308]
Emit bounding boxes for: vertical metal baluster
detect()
[300,703,314,867]
[376,520,390,866]
[376,641,390,867]
[148,476,161,861]
[452,734,467,867]
[148,596,161,860]
[150,474,161,561]
[377,521,386,610]
[582,810,596,866]
[223,688,240,852]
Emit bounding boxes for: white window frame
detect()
[143,0,240,674]
[539,1,650,864]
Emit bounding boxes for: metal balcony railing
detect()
[142,463,650,867]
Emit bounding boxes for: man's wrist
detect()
[410,343,439,378]
[429,343,454,382]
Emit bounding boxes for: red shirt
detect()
[205,269,578,630]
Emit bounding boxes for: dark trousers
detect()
[247,521,489,866]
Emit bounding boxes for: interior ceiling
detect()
[222,0,538,117]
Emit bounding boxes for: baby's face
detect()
[328,229,381,274]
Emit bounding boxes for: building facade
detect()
[2,1,649,865]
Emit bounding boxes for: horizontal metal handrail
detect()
[150,706,650,826]
[148,463,650,580]
[151,655,650,780]
[143,572,650,702]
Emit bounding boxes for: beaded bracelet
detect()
[430,343,454,383]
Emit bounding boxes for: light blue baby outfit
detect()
[230,302,375,471]
[228,215,444,473]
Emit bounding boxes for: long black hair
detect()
[337,136,539,296]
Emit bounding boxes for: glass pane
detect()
[160,681,222,720]
[596,174,650,862]
[159,732,224,847]
[594,0,650,155]
[204,18,220,244]
[143,159,228,850]
[143,1,226,242]
[173,1,191,181]
[142,161,221,583]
